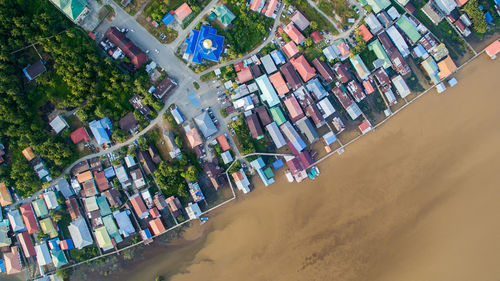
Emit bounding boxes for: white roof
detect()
[35,243,52,266]
[387,6,400,20]
[114,165,130,187]
[364,13,383,34]
[214,68,221,75]
[323,45,340,62]
[317,98,336,118]
[436,82,447,93]
[260,54,277,74]
[255,75,280,107]
[391,75,411,98]
[83,196,99,212]
[49,115,68,134]
[224,80,233,89]
[221,151,233,164]
[346,103,363,120]
[234,169,251,194]
[387,25,410,57]
[265,122,287,149]
[8,210,25,232]
[234,96,254,111]
[434,0,457,15]
[43,191,59,210]
[384,88,397,105]
[124,155,136,168]
[113,210,135,237]
[68,217,93,249]
[185,202,202,220]
[247,82,259,93]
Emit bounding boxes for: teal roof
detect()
[102,215,122,243]
[366,0,390,13]
[349,55,371,80]
[396,16,421,44]
[256,75,280,107]
[97,196,112,217]
[421,57,440,84]
[49,0,87,21]
[50,249,68,268]
[264,167,274,179]
[368,39,392,69]
[33,199,49,218]
[213,4,236,27]
[270,107,287,126]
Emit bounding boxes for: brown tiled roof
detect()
[312,58,335,83]
[66,197,82,220]
[246,113,264,139]
[119,112,138,131]
[255,106,272,126]
[280,62,303,90]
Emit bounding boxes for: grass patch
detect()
[289,0,338,34]
[200,71,216,81]
[318,0,356,27]
[136,14,178,43]
[113,0,147,16]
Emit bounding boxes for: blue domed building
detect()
[185,25,225,64]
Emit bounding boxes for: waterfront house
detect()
[485,40,500,59]
[149,218,166,236]
[130,194,149,219]
[280,121,307,152]
[185,203,202,220]
[317,98,336,119]
[189,182,205,203]
[266,122,287,149]
[296,117,319,144]
[113,210,135,237]
[203,160,227,190]
[332,87,362,120]
[166,196,183,218]
[19,203,39,234]
[232,169,251,193]
[391,75,411,98]
[437,56,457,79]
[94,226,113,251]
[421,57,440,84]
[103,215,122,243]
[250,157,275,186]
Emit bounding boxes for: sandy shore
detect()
[99,55,500,281]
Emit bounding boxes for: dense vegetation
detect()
[463,0,488,33]
[230,115,257,155]
[0,0,154,197]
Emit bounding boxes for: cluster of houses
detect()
[249,0,281,18]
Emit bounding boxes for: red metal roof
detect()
[234,61,244,72]
[269,71,289,96]
[17,231,36,258]
[216,135,231,151]
[284,23,305,44]
[175,3,192,21]
[291,55,316,82]
[246,113,264,139]
[149,218,166,236]
[280,62,303,90]
[284,95,305,123]
[131,195,148,217]
[255,106,272,125]
[358,120,372,134]
[237,67,253,83]
[93,171,110,191]
[282,41,299,59]
[358,24,373,42]
[70,127,90,144]
[265,0,278,17]
[332,63,351,83]
[312,58,335,83]
[19,203,39,234]
[363,80,375,94]
[485,40,500,57]
[150,207,160,218]
[310,31,323,43]
[250,0,261,11]
[332,86,353,109]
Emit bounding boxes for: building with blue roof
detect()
[89,117,112,145]
[104,167,115,178]
[270,50,286,65]
[250,157,275,186]
[0,259,5,273]
[162,13,175,26]
[185,25,225,64]
[255,75,280,107]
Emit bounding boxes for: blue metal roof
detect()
[272,159,284,169]
[104,167,115,178]
[185,25,225,64]
[162,13,175,26]
[89,118,112,145]
[171,107,185,124]
[0,259,5,273]
[271,50,286,65]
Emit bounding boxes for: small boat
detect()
[311,166,320,176]
[200,217,209,225]
[307,171,315,180]
[285,170,294,183]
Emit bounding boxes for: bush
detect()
[193,81,200,89]
[220,108,228,118]
[462,0,488,33]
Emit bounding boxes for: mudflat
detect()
[117,56,499,281]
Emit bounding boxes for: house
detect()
[3,247,22,274]
[332,87,362,120]
[94,226,113,251]
[280,121,307,152]
[396,15,422,44]
[282,41,300,60]
[363,80,375,94]
[255,75,281,107]
[306,78,328,100]
[250,0,264,11]
[175,3,192,21]
[251,64,262,78]
[323,44,340,62]
[422,1,444,24]
[366,0,391,13]
[364,13,383,34]
[19,204,39,234]
[349,55,371,80]
[119,112,139,133]
[212,4,236,27]
[246,113,264,140]
[105,27,147,68]
[149,218,166,236]
[0,225,11,247]
[485,40,500,59]
[291,55,316,82]
[261,54,278,74]
[454,19,471,37]
[51,249,68,268]
[40,218,58,238]
[188,182,205,203]
[358,24,373,42]
[280,62,303,90]
[312,58,335,83]
[130,194,148,219]
[216,135,231,151]
[48,0,89,24]
[305,104,325,127]
[32,198,49,218]
[296,117,319,144]
[81,180,98,197]
[102,215,121,243]
[83,196,98,213]
[130,168,146,190]
[368,39,392,69]
[421,57,440,84]
[250,157,275,186]
[185,203,202,220]
[265,0,279,17]
[333,62,351,83]
[284,95,305,123]
[203,160,227,189]
[23,59,47,81]
[114,165,132,188]
[336,40,351,60]
[49,115,68,134]
[66,197,82,220]
[0,183,13,207]
[130,95,151,117]
[185,127,203,151]
[8,210,26,233]
[153,77,177,101]
[34,243,52,267]
[43,191,59,210]
[166,196,183,217]
[22,147,36,162]
[55,178,74,199]
[284,23,305,45]
[434,0,457,15]
[290,11,310,30]
[269,72,289,96]
[113,210,135,237]
[77,170,93,184]
[270,106,288,126]
[374,68,391,87]
[221,151,233,164]
[103,188,122,208]
[359,119,373,134]
[185,25,225,64]
[232,169,251,193]
[347,80,366,102]
[255,106,273,125]
[237,67,253,83]
[194,111,217,138]
[386,26,410,57]
[97,196,112,217]
[391,75,411,98]
[70,127,91,144]
[89,117,112,146]
[266,122,287,149]
[311,31,323,43]
[17,232,36,258]
[437,56,457,79]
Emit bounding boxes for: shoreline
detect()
[69,48,500,281]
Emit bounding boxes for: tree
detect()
[351,29,367,55]
[50,210,63,222]
[56,268,72,280]
[304,37,313,48]
[310,21,318,30]
[138,135,148,151]
[183,165,199,181]
[175,136,183,148]
[462,0,487,33]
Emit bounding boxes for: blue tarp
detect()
[49,238,60,250]
[162,13,175,26]
[485,11,493,23]
[270,50,286,65]
[272,159,284,169]
[64,239,75,250]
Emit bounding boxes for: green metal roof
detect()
[50,249,68,268]
[263,167,274,179]
[213,4,236,27]
[102,215,122,243]
[368,39,392,69]
[270,107,287,126]
[49,0,87,21]
[33,199,49,218]
[97,196,111,217]
[396,16,421,44]
[94,226,113,249]
[421,57,440,84]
